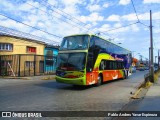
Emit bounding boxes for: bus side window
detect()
[109,61,112,70]
[89,36,95,48]
[99,60,106,70]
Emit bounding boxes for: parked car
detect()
[139,67,145,71]
[144,67,149,70]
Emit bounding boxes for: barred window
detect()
[0,43,13,51]
[26,46,36,53]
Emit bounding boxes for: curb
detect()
[41,76,55,80]
[0,77,31,80]
[131,80,152,99]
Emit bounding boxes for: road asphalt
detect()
[0,73,159,120]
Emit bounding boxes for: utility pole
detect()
[158,49,160,69]
[150,10,154,83]
[149,47,151,72]
[155,56,157,64]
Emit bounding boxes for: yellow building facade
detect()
[0,35,45,55]
[0,35,46,76]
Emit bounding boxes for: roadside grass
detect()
[143,69,160,88]
[154,69,160,83]
[132,69,160,99]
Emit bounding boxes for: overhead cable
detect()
[0,13,62,38]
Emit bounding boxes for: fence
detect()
[0,54,57,77]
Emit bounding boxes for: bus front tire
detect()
[96,75,102,86]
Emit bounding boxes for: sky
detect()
[0,0,160,61]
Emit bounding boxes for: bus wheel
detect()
[96,75,102,86]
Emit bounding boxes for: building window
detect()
[25,61,34,67]
[0,43,13,51]
[26,46,36,53]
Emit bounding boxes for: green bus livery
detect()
[56,34,132,86]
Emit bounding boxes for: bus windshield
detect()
[56,53,86,71]
[60,35,89,50]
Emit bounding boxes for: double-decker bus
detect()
[56,34,132,86]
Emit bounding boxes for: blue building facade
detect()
[44,46,59,73]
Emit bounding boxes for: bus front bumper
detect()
[55,76,86,85]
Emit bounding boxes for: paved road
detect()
[0,71,148,119]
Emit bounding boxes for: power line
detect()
[23,1,113,38]
[33,0,113,38]
[0,13,62,38]
[131,0,140,22]
[40,0,87,26]
[131,0,149,27]
[0,25,60,45]
[101,22,138,32]
[139,22,149,27]
[23,1,91,33]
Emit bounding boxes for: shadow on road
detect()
[33,81,93,91]
[33,78,125,91]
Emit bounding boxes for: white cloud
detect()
[154,27,160,33]
[87,4,101,12]
[152,12,160,19]
[103,3,109,8]
[62,0,83,5]
[109,25,129,34]
[143,0,160,4]
[113,23,122,28]
[130,24,140,32]
[121,13,137,21]
[98,24,111,32]
[79,12,104,23]
[123,11,160,21]
[0,0,15,11]
[63,6,79,15]
[48,0,58,6]
[106,14,120,21]
[18,1,39,12]
[60,0,85,15]
[119,0,131,5]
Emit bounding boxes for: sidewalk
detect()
[130,77,160,120]
[134,78,160,111]
[0,74,55,80]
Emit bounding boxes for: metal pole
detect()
[149,47,151,72]
[18,54,21,77]
[158,49,160,69]
[150,10,154,83]
[155,56,157,64]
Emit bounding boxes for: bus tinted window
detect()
[99,60,124,70]
[60,35,89,50]
[92,36,129,55]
